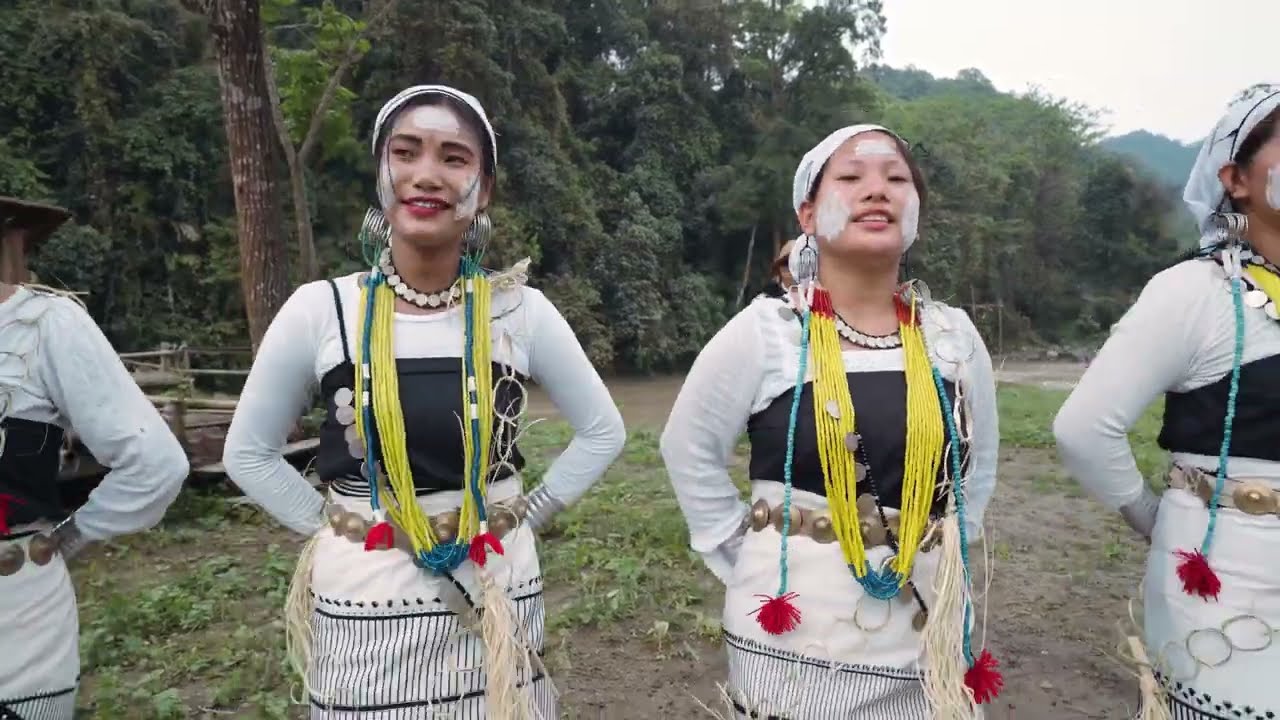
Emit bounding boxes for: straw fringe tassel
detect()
[478,569,542,719]
[284,533,321,704]
[1127,636,1172,720]
[920,514,976,718]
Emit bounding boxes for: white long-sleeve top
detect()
[660,294,999,582]
[1054,259,1280,511]
[0,287,189,539]
[222,272,626,536]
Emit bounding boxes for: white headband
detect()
[791,123,907,212]
[371,84,498,172]
[1183,83,1279,246]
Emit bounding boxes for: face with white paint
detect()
[796,131,921,269]
[379,99,493,252]
[1218,109,1280,228]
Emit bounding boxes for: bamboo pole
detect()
[184,368,251,377]
[146,395,239,410]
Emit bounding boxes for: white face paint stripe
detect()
[901,190,920,251]
[814,193,850,241]
[406,105,463,135]
[455,173,481,220]
[377,139,396,211]
[853,139,897,157]
[1267,164,1280,212]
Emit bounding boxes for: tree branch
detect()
[262,24,299,172]
[296,0,402,166]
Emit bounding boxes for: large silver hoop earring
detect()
[463,211,493,260]
[359,207,391,267]
[1213,211,1248,246]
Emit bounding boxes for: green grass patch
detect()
[520,424,720,639]
[996,383,1169,487]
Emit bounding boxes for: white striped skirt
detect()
[720,482,974,720]
[305,478,556,719]
[0,526,79,720]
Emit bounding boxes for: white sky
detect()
[876,0,1277,143]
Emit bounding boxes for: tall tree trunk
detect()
[263,37,319,283]
[205,0,289,352]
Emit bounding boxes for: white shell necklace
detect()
[780,301,902,349]
[378,247,462,308]
[835,314,903,349]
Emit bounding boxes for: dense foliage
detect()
[2,0,1185,371]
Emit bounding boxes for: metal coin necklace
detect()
[378,247,462,308]
[1210,244,1280,322]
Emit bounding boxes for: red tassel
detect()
[0,494,23,535]
[750,592,802,635]
[964,648,1004,704]
[468,532,504,567]
[894,293,919,326]
[364,521,395,551]
[810,288,834,316]
[1174,549,1222,600]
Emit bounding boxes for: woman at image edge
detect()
[1054,84,1280,718]
[222,85,625,718]
[0,281,188,720]
[661,124,1001,718]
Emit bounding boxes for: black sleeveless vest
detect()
[0,417,67,532]
[1158,353,1280,462]
[747,370,963,511]
[313,280,527,496]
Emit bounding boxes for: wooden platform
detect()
[190,437,320,479]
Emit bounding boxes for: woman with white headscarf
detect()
[661,125,1001,718]
[1054,84,1280,717]
[222,84,625,718]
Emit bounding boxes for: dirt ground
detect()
[532,361,1147,719]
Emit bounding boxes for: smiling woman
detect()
[221,84,626,719]
[661,124,1001,719]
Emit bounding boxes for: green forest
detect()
[1,0,1189,372]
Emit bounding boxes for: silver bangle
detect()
[524,484,566,534]
[49,515,90,560]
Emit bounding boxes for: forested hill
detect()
[1098,130,1200,190]
[2,0,1182,371]
[872,65,1201,192]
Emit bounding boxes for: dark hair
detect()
[1217,106,1279,216]
[806,133,929,216]
[377,93,496,178]
[1233,106,1279,169]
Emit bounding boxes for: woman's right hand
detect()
[1118,487,1162,542]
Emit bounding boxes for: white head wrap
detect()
[791,124,919,251]
[1183,83,1280,246]
[371,85,498,210]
